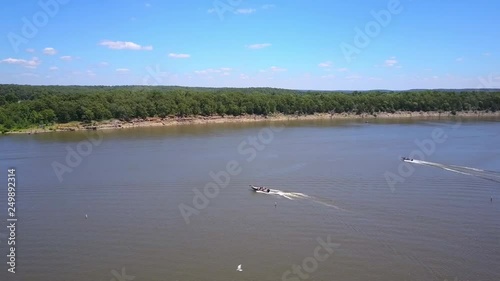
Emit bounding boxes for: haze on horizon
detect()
[1,0,499,90]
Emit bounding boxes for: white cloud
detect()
[259,66,287,73]
[49,66,59,71]
[87,70,96,77]
[60,55,74,61]
[168,53,190,58]
[99,61,109,67]
[270,66,286,72]
[195,68,221,74]
[345,74,362,80]
[247,43,271,49]
[25,48,35,53]
[100,40,153,50]
[240,74,249,80]
[262,4,276,9]
[235,8,256,14]
[0,57,41,69]
[318,62,348,72]
[195,68,232,75]
[321,74,336,79]
[318,61,332,68]
[43,47,57,55]
[19,73,39,77]
[384,57,399,67]
[116,68,130,73]
[209,7,256,15]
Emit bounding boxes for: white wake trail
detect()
[442,167,473,176]
[256,188,345,210]
[403,159,500,183]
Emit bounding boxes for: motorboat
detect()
[249,185,271,193]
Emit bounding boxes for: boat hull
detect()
[401,157,414,163]
[250,185,261,191]
[249,185,271,193]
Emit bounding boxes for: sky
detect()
[1,0,499,90]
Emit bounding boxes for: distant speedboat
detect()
[250,185,271,193]
[401,157,414,162]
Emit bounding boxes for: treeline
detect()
[0,84,499,132]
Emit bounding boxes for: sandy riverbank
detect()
[8,111,500,135]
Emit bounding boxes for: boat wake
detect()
[255,188,345,210]
[403,159,500,183]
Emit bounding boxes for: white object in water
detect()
[85,214,88,219]
[236,264,242,272]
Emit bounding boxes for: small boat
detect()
[401,157,414,162]
[249,185,271,193]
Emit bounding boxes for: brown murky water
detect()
[0,118,499,281]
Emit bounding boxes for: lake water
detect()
[0,117,499,281]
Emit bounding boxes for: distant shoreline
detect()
[7,111,500,135]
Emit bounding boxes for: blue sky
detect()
[1,0,499,90]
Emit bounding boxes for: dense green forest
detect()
[0,84,499,133]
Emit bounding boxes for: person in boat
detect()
[267,189,270,193]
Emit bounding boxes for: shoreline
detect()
[7,111,500,135]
